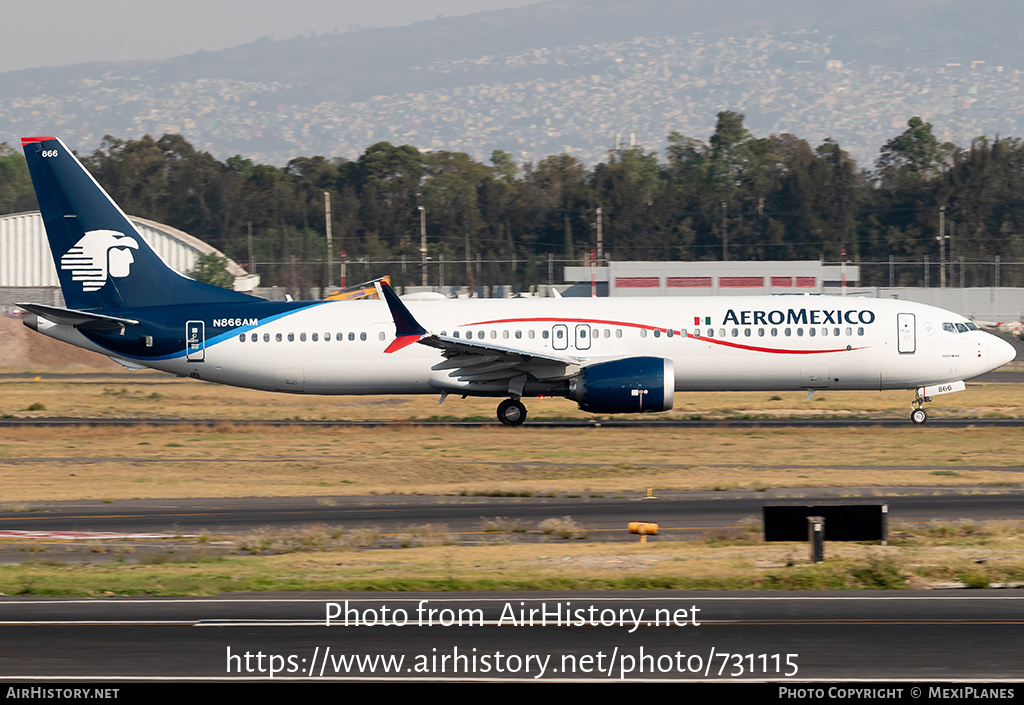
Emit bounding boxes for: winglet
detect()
[375,279,428,353]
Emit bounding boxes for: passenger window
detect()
[360,332,367,341]
[857,327,864,336]
[653,329,660,338]
[276,333,283,342]
[348,332,355,341]
[379,332,386,341]
[640,329,648,338]
[250,333,257,342]
[264,333,270,342]
[299,332,306,342]
[808,328,815,337]
[706,329,714,338]
[719,329,725,337]
[238,334,245,342]
[515,330,522,339]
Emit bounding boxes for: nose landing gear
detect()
[497,398,527,426]
[910,392,931,425]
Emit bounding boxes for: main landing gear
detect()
[910,392,931,425]
[497,398,528,426]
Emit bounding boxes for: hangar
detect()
[0,211,258,309]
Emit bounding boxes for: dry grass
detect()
[0,372,1021,501]
[0,423,1021,501]
[5,533,1024,595]
[0,372,1020,422]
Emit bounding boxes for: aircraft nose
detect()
[986,333,1018,369]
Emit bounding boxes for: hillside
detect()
[0,314,118,371]
[1,0,1023,167]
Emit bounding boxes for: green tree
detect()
[188,253,233,288]
[876,117,953,185]
[0,144,34,214]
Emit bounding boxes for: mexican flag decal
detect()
[693,316,711,325]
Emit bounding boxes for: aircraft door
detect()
[575,324,591,350]
[186,320,205,362]
[552,324,568,350]
[897,313,916,354]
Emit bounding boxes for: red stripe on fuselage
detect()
[459,316,865,355]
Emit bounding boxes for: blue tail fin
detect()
[21,136,258,311]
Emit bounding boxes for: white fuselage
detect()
[37,294,1014,397]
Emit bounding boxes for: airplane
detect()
[15,136,1017,426]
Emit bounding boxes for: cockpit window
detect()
[955,323,969,333]
[942,323,956,333]
[966,322,979,330]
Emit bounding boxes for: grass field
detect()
[2,368,1022,423]
[0,372,1022,501]
[0,370,1021,594]
[4,521,1023,596]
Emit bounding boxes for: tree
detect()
[876,117,953,185]
[188,253,234,288]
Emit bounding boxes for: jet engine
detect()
[567,357,675,413]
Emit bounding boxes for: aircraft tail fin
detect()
[21,136,257,311]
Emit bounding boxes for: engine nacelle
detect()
[567,357,675,414]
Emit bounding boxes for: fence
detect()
[843,257,1024,289]
[247,255,1024,293]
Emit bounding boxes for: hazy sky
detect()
[1,0,541,73]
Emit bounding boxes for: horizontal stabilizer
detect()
[16,302,139,331]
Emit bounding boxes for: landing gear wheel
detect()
[497,398,527,426]
[910,408,927,425]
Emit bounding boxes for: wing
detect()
[374,280,580,397]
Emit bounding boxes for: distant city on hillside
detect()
[2,0,1022,168]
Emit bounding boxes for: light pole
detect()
[721,202,728,261]
[937,206,946,288]
[324,191,333,290]
[418,206,427,288]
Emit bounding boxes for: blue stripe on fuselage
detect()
[75,300,329,361]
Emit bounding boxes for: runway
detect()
[1,592,1022,681]
[1,489,1021,547]
[2,417,1023,429]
